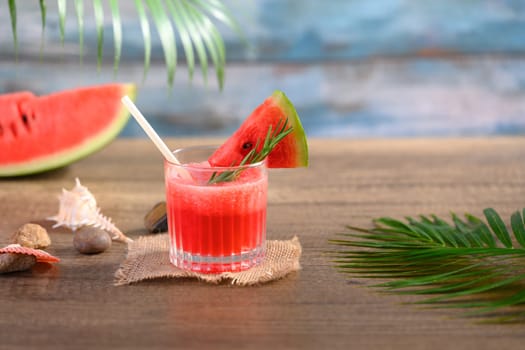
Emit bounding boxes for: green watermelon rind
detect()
[271,90,309,167]
[0,84,136,177]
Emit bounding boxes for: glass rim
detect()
[166,145,266,170]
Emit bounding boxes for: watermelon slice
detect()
[209,90,308,168]
[0,83,136,176]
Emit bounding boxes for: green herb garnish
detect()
[330,208,525,323]
[208,118,293,184]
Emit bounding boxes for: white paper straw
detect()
[121,96,180,164]
[121,96,192,181]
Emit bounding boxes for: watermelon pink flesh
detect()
[0,84,136,176]
[208,90,308,168]
[0,92,36,143]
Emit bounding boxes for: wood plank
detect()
[2,1,525,61]
[0,137,524,349]
[1,58,525,139]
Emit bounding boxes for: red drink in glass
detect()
[164,146,267,273]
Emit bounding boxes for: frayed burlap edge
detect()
[114,234,301,286]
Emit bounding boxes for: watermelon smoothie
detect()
[164,146,267,273]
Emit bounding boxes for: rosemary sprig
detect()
[208,118,293,184]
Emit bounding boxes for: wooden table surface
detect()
[1,137,524,349]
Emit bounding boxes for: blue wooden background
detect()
[0,0,524,137]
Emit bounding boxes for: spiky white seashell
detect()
[48,178,132,243]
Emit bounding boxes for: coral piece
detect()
[0,253,37,274]
[11,223,51,249]
[48,178,132,243]
[0,244,60,263]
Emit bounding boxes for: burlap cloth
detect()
[114,234,302,286]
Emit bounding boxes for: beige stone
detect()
[11,223,51,249]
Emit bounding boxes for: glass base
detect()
[169,246,265,274]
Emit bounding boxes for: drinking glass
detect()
[164,146,267,273]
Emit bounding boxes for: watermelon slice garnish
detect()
[0,83,136,177]
[209,90,308,168]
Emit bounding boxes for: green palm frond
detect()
[39,0,47,30]
[330,208,525,323]
[109,0,122,75]
[57,0,67,44]
[93,0,105,69]
[8,0,17,57]
[74,0,84,62]
[7,0,241,88]
[134,0,151,80]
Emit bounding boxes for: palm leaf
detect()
[191,0,243,37]
[57,0,66,45]
[39,0,47,30]
[8,0,17,57]
[167,0,195,80]
[183,0,226,88]
[330,208,525,323]
[511,211,525,248]
[134,0,152,80]
[178,0,210,84]
[93,0,104,70]
[74,0,84,63]
[145,0,177,86]
[39,0,47,56]
[484,208,513,248]
[6,0,241,88]
[109,0,122,75]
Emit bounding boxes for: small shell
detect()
[0,244,60,263]
[11,223,51,249]
[0,253,37,274]
[144,201,168,233]
[47,178,132,243]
